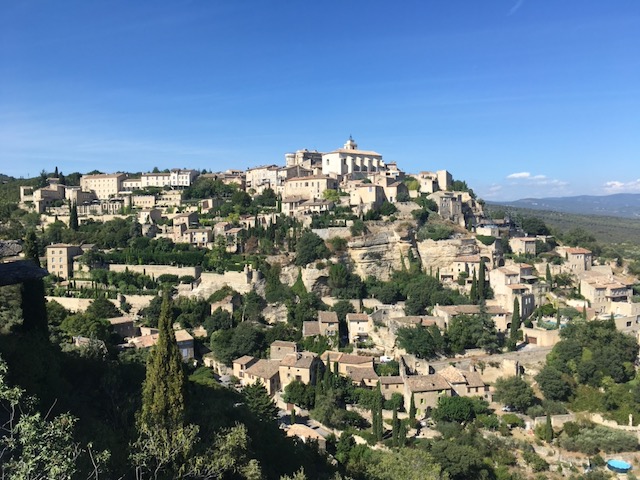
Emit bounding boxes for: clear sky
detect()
[1,1,639,200]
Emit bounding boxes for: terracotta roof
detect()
[346,366,379,383]
[302,321,321,337]
[346,313,369,322]
[405,374,451,393]
[130,333,159,349]
[271,340,297,349]
[338,354,375,366]
[462,371,486,389]
[318,311,339,324]
[109,316,135,325]
[174,329,193,343]
[438,365,467,384]
[233,355,256,366]
[280,352,317,368]
[379,375,404,385]
[566,247,592,254]
[436,305,508,315]
[245,359,281,379]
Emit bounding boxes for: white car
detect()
[501,405,516,412]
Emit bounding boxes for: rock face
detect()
[280,263,331,296]
[416,237,478,272]
[347,230,413,281]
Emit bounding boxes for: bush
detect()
[559,424,638,455]
[179,275,195,284]
[522,450,549,472]
[417,223,454,242]
[476,235,496,246]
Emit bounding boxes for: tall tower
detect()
[344,135,357,150]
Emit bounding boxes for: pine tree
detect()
[140,290,185,431]
[23,230,40,267]
[244,381,278,422]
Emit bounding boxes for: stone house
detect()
[346,313,371,344]
[510,237,537,256]
[379,376,405,400]
[279,352,320,391]
[270,340,298,361]
[437,365,490,399]
[232,355,258,381]
[404,374,452,416]
[46,243,83,280]
[243,359,282,396]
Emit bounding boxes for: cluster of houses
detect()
[228,339,490,418]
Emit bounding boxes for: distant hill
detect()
[490,193,640,219]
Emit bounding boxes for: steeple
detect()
[344,135,357,150]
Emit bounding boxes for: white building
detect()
[322,137,385,177]
[80,173,126,200]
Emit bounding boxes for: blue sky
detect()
[1,1,639,200]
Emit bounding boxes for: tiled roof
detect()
[462,371,486,389]
[405,374,450,393]
[379,375,404,385]
[346,313,369,322]
[346,366,379,383]
[438,365,467,384]
[245,359,281,379]
[233,355,256,366]
[302,321,321,337]
[280,352,317,368]
[566,247,592,254]
[318,311,339,324]
[174,329,193,343]
[271,340,297,349]
[338,354,375,366]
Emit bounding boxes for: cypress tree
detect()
[510,298,521,341]
[544,413,554,442]
[69,201,79,231]
[23,230,40,267]
[140,290,185,431]
[21,278,48,336]
[373,381,383,442]
[545,264,552,285]
[290,407,296,424]
[470,272,478,304]
[556,308,561,329]
[478,259,486,301]
[409,394,416,422]
[392,406,399,446]
[398,419,407,447]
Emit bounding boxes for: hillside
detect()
[491,193,640,219]
[485,204,640,245]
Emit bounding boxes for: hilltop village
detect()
[2,138,640,478]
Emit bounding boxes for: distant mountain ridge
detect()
[490,193,640,219]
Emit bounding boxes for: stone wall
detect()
[108,264,202,279]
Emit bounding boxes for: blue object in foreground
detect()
[607,459,632,473]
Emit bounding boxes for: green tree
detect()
[23,229,40,266]
[243,381,279,422]
[295,231,329,266]
[139,290,186,431]
[545,263,552,284]
[69,201,79,231]
[85,296,121,319]
[493,376,536,412]
[536,365,574,402]
[508,298,521,351]
[432,396,484,424]
[21,277,48,336]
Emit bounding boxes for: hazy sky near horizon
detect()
[1,1,639,200]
